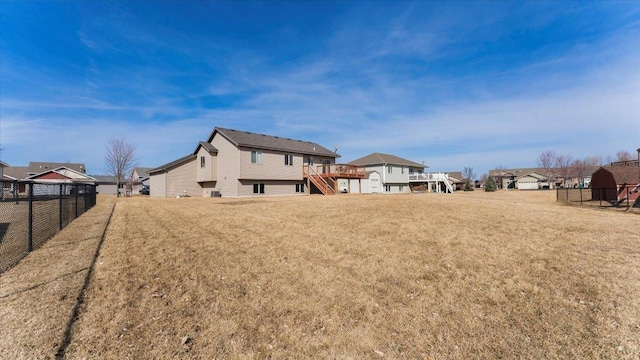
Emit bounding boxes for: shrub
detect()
[485,177,497,192]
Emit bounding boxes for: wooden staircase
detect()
[303,165,336,195]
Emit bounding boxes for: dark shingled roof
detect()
[149,154,196,174]
[209,127,339,158]
[28,161,86,174]
[193,141,218,154]
[347,152,425,168]
[3,166,29,180]
[596,166,640,185]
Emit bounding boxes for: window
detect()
[295,183,305,193]
[285,154,294,166]
[399,185,404,191]
[308,157,314,165]
[401,167,405,174]
[387,165,392,174]
[251,151,263,164]
[385,185,391,192]
[253,183,265,194]
[200,156,205,168]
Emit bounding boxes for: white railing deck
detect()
[408,172,450,182]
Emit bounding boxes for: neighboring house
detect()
[3,162,90,194]
[445,171,465,191]
[25,166,97,195]
[516,172,547,190]
[488,166,599,190]
[131,167,153,194]
[0,160,7,180]
[149,127,347,197]
[591,166,640,203]
[346,153,426,194]
[92,175,126,196]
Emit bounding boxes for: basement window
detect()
[253,183,265,194]
[295,183,305,193]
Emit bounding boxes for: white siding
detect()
[212,135,241,197]
[196,147,217,182]
[165,158,201,198]
[349,179,360,193]
[238,180,303,197]
[239,149,303,180]
[149,173,166,198]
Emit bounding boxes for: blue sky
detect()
[1,1,639,176]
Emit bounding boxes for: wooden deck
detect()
[302,164,366,179]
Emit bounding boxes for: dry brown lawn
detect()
[3,191,640,359]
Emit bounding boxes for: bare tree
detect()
[463,167,476,181]
[537,150,557,189]
[494,165,506,190]
[584,155,604,167]
[104,136,136,197]
[571,159,588,187]
[554,154,573,188]
[616,150,633,161]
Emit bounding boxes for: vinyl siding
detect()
[384,164,410,184]
[149,173,166,197]
[165,158,201,197]
[211,134,241,197]
[200,182,218,197]
[239,149,303,180]
[238,180,305,197]
[196,147,217,182]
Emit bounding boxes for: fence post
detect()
[627,187,630,208]
[599,188,603,207]
[28,182,33,253]
[59,184,63,230]
[74,184,78,218]
[580,187,583,204]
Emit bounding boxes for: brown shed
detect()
[591,166,640,202]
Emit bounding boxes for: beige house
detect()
[149,127,343,197]
[130,167,153,194]
[346,153,426,194]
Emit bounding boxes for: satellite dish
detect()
[333,144,339,153]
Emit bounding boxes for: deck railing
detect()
[303,164,366,178]
[408,172,450,182]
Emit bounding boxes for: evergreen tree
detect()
[485,177,497,192]
[464,179,474,191]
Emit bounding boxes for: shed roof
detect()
[347,152,425,168]
[209,127,338,158]
[594,166,640,185]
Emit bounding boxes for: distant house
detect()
[92,175,125,196]
[445,172,465,191]
[346,153,426,194]
[24,166,97,195]
[516,172,546,190]
[131,167,153,194]
[0,160,7,180]
[591,166,640,203]
[3,162,91,194]
[149,127,346,197]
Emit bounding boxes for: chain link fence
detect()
[1,180,97,272]
[556,186,639,209]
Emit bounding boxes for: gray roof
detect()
[133,167,154,178]
[193,141,218,154]
[28,161,86,174]
[0,160,8,167]
[209,127,339,158]
[3,166,30,180]
[149,154,196,174]
[347,152,425,168]
[91,175,125,184]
